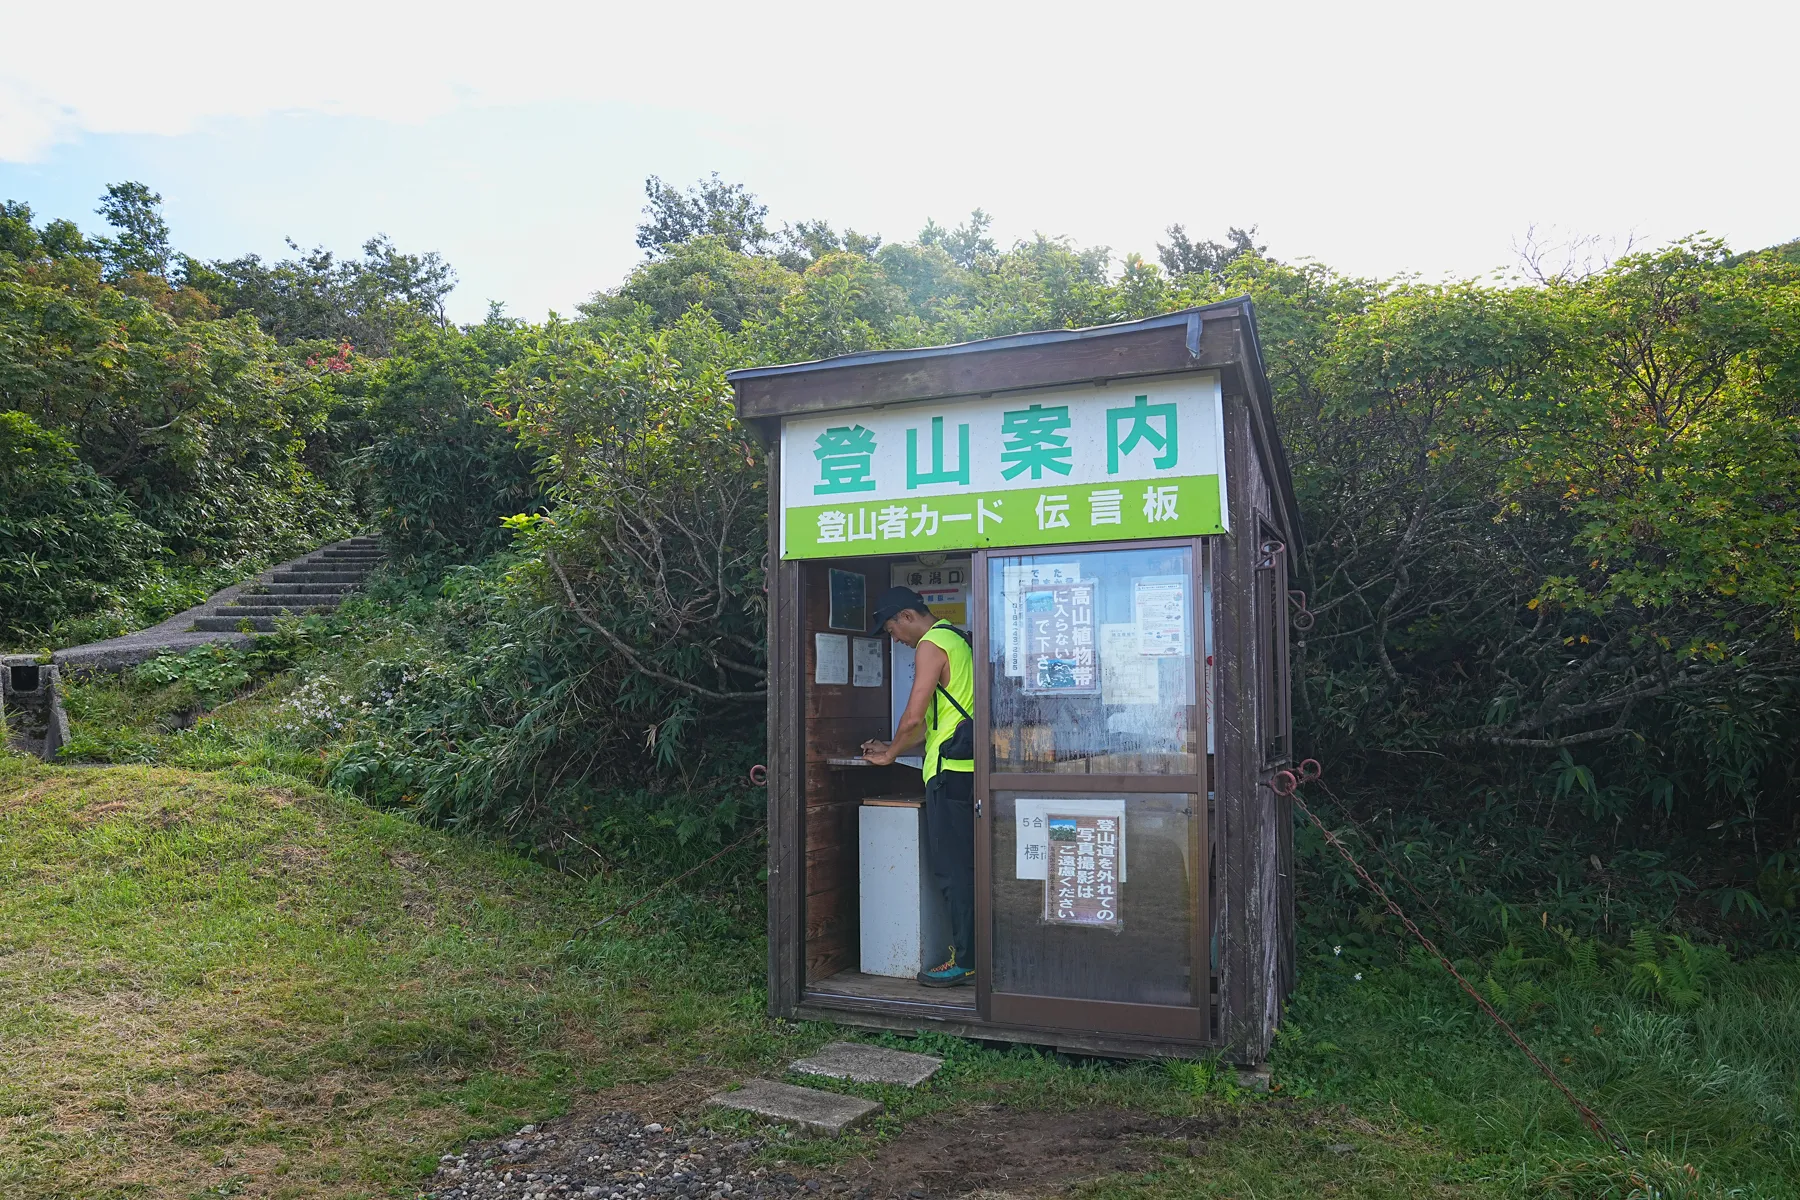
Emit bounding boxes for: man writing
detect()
[860,586,976,987]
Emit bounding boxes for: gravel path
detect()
[423,1112,868,1200]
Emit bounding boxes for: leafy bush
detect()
[0,411,158,644]
[270,556,764,866]
[363,320,543,559]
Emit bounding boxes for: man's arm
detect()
[862,638,948,765]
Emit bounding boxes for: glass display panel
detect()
[988,545,1197,774]
[990,791,1197,1005]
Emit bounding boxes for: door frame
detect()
[971,537,1212,1041]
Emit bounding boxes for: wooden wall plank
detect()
[766,433,805,1017]
[1214,343,1288,1063]
[1214,379,1256,1060]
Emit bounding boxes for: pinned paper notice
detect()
[1134,576,1187,656]
[1100,623,1159,705]
[851,636,884,687]
[814,632,849,685]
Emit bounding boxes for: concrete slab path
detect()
[704,1079,882,1136]
[788,1042,943,1087]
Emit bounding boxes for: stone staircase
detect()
[191,537,386,633]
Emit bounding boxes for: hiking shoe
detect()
[918,958,974,988]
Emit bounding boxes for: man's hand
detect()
[861,739,897,766]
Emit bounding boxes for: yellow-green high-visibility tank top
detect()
[921,622,975,782]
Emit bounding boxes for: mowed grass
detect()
[10,709,1796,1200]
[0,752,1503,1200]
[0,754,782,1198]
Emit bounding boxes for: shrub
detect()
[0,411,159,645]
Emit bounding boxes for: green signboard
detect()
[779,375,1226,559]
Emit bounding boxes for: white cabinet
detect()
[858,800,951,977]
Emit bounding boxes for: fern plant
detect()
[1614,930,1723,1013]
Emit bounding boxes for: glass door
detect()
[973,541,1209,1041]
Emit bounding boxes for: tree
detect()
[585,236,798,332]
[182,235,456,354]
[774,219,881,272]
[364,321,541,558]
[635,173,771,255]
[920,210,997,269]
[748,251,907,363]
[0,201,42,260]
[94,181,172,278]
[1158,223,1263,280]
[0,257,348,565]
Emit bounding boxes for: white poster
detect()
[1014,797,1127,881]
[1100,623,1159,705]
[852,637,884,687]
[813,632,849,685]
[1001,560,1081,677]
[1134,576,1187,657]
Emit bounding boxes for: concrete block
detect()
[1236,1063,1272,1092]
[705,1079,881,1136]
[789,1042,942,1088]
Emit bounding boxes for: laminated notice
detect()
[1134,576,1187,657]
[1045,811,1123,927]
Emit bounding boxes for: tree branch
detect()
[545,549,765,701]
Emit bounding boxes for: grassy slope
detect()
[0,754,1487,1200]
[16,661,1799,1199]
[0,756,777,1197]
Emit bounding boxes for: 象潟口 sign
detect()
[779,375,1227,558]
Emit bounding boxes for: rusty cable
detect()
[1272,763,1632,1157]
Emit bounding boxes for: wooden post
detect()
[766,434,805,1016]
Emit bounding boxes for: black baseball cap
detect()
[870,585,932,633]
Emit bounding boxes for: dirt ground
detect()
[423,1101,1217,1200]
[836,1105,1217,1197]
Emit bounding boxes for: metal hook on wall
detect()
[1288,588,1315,631]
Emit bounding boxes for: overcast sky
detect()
[3,0,1794,325]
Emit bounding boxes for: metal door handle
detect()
[975,797,982,818]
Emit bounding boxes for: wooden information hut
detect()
[729,299,1301,1062]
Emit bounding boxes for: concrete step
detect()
[315,550,384,559]
[271,570,369,584]
[244,583,355,596]
[787,1042,942,1087]
[209,605,336,618]
[238,592,348,606]
[704,1079,880,1136]
[193,615,279,632]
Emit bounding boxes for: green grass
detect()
[0,755,783,1197]
[1279,939,1800,1197]
[19,664,1800,1199]
[0,750,1497,1200]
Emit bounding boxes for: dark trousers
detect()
[925,768,975,968]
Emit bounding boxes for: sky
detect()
[3,0,1795,325]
